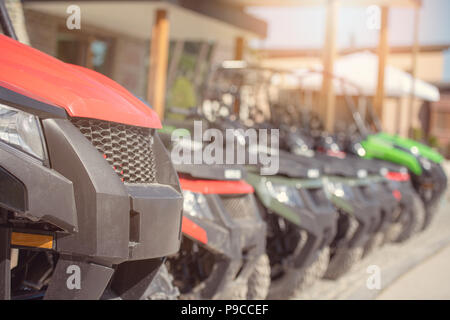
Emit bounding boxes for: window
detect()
[56,30,114,77]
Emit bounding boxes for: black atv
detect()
[185,103,338,299]
[158,111,271,300]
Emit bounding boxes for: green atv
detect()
[245,157,338,298]
[350,99,447,230]
[292,67,447,231]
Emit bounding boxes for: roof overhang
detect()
[260,44,450,59]
[23,0,267,41]
[220,0,421,8]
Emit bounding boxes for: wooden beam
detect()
[234,36,245,61]
[233,36,245,115]
[374,6,389,121]
[321,0,339,132]
[177,0,267,38]
[408,6,420,137]
[147,9,170,120]
[395,97,402,135]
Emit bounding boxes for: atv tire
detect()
[363,231,384,257]
[101,264,179,300]
[143,264,180,300]
[324,246,363,280]
[246,254,271,300]
[395,192,426,242]
[267,247,330,299]
[422,201,440,231]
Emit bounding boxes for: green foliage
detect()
[166,76,197,120]
[411,127,441,151]
[411,127,423,141]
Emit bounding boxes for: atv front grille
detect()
[71,118,157,184]
[220,194,257,220]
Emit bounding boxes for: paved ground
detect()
[294,163,450,300]
[376,244,450,299]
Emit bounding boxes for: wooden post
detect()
[374,6,389,122]
[395,97,402,135]
[321,0,339,133]
[147,9,170,120]
[234,36,245,61]
[408,5,420,137]
[233,36,245,115]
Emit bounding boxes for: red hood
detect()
[0,35,161,129]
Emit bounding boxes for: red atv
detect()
[170,167,270,299]
[158,119,271,299]
[0,10,182,299]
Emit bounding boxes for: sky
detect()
[247,0,450,81]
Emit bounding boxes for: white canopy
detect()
[286,51,440,102]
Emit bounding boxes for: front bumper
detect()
[354,177,397,236]
[180,190,267,299]
[43,119,183,263]
[1,118,183,299]
[327,176,382,249]
[246,172,338,270]
[184,193,266,260]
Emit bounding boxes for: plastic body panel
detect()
[246,170,338,269]
[177,176,267,299]
[0,142,77,232]
[42,118,183,263]
[0,35,161,128]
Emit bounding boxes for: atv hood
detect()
[0,34,161,129]
[375,132,443,163]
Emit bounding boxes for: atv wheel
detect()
[422,201,440,231]
[415,163,446,231]
[267,247,330,299]
[143,264,180,300]
[221,280,248,300]
[384,221,403,243]
[101,264,179,300]
[323,246,363,280]
[246,254,271,300]
[363,231,384,257]
[395,192,426,242]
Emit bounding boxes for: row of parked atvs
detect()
[0,16,447,299]
[149,96,447,299]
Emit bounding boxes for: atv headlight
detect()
[327,181,353,199]
[418,156,431,171]
[266,181,304,207]
[0,103,46,161]
[182,190,215,221]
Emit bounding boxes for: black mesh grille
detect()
[71,118,157,184]
[220,194,256,220]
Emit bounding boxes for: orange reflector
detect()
[11,232,54,249]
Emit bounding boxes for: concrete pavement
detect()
[376,244,450,300]
[293,160,450,300]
